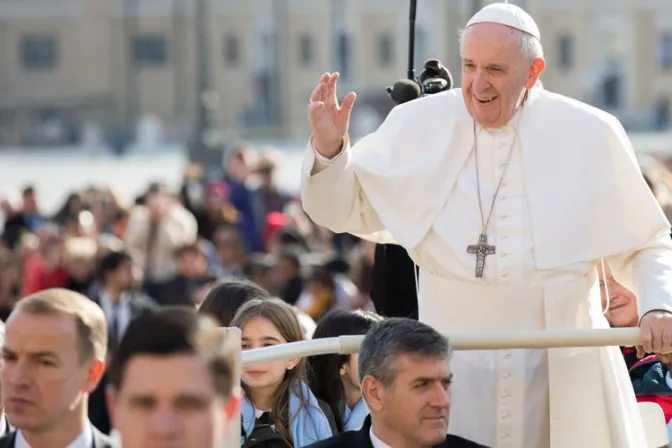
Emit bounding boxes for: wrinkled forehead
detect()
[461,23,524,57]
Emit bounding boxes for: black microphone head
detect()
[390,79,421,105]
[420,59,453,93]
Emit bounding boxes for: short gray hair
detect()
[458,27,544,62]
[358,318,451,388]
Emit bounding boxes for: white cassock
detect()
[300,86,672,448]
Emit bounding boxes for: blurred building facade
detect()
[0,0,671,146]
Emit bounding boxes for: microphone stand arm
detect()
[407,0,417,81]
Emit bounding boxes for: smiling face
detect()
[598,263,638,328]
[240,317,299,399]
[461,23,545,128]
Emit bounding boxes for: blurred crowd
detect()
[0,142,376,325]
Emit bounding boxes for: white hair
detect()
[457,27,544,62]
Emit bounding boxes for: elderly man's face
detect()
[461,23,544,128]
[598,263,638,328]
[364,354,451,447]
[1,311,103,432]
[108,354,230,448]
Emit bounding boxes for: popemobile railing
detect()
[241,327,642,366]
[237,328,671,448]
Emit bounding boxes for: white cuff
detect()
[310,136,347,166]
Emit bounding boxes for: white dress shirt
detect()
[99,291,132,345]
[0,412,7,438]
[15,422,94,448]
[369,427,392,448]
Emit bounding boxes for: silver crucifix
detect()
[467,232,496,278]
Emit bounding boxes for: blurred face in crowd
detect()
[598,263,638,328]
[177,250,208,278]
[146,192,170,220]
[22,191,38,213]
[461,23,544,128]
[362,354,451,447]
[109,354,230,448]
[273,257,298,285]
[240,317,299,398]
[340,353,361,405]
[41,238,64,269]
[214,229,245,267]
[2,310,103,433]
[108,259,138,291]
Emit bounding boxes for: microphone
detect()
[386,79,421,105]
[420,59,453,94]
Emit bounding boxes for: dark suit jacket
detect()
[0,424,116,448]
[88,290,158,434]
[305,416,488,448]
[370,244,419,319]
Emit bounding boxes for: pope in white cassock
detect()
[301,3,672,448]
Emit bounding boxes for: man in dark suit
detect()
[0,289,116,447]
[0,322,11,438]
[307,319,486,448]
[88,250,158,434]
[106,308,240,447]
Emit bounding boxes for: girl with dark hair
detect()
[232,299,336,447]
[307,309,383,433]
[198,278,271,326]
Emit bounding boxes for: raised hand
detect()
[308,72,357,159]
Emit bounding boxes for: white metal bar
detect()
[241,328,642,367]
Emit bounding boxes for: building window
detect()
[378,33,394,67]
[224,34,240,65]
[299,34,313,66]
[557,34,573,70]
[20,35,58,71]
[336,32,351,80]
[658,32,672,70]
[132,35,168,67]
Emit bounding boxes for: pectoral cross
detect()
[467,232,496,278]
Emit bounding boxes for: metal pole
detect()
[123,0,139,146]
[241,328,643,367]
[172,0,183,120]
[188,0,220,170]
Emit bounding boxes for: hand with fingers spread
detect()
[308,72,357,159]
[638,310,672,357]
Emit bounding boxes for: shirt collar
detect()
[0,412,6,437]
[369,426,392,448]
[100,290,130,308]
[16,422,94,448]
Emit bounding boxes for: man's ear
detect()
[526,57,546,88]
[83,357,106,393]
[361,376,385,412]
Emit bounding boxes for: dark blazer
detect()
[88,290,158,434]
[370,244,419,320]
[305,416,488,448]
[0,425,116,448]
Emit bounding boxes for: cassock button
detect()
[502,352,511,359]
[502,273,510,278]
[501,215,508,220]
[500,392,511,399]
[500,253,508,258]
[499,433,510,439]
[501,411,510,419]
[501,372,511,379]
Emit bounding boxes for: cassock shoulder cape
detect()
[344,87,669,269]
